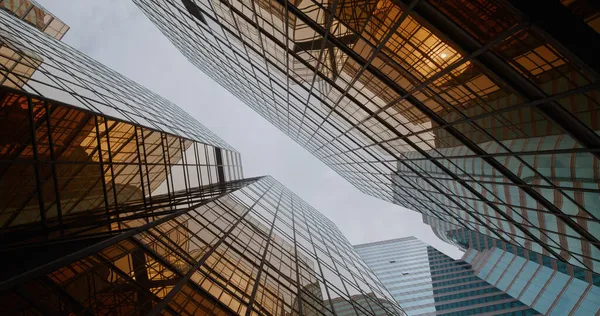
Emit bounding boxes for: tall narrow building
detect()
[0,8,403,315]
[135,0,600,274]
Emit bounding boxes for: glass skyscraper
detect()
[424,217,600,315]
[355,237,540,315]
[134,0,600,274]
[0,8,404,315]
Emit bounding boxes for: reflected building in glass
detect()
[355,237,541,315]
[0,8,403,316]
[134,0,600,274]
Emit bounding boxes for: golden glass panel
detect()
[0,93,31,159]
[0,0,69,40]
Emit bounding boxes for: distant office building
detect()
[424,216,600,315]
[0,10,403,315]
[135,0,600,274]
[355,237,540,315]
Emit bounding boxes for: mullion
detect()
[146,180,276,315]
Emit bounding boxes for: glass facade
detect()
[560,0,600,33]
[0,9,233,151]
[134,0,600,274]
[0,8,243,238]
[0,87,242,241]
[424,217,600,315]
[326,293,401,316]
[1,176,405,315]
[0,0,69,88]
[469,247,599,315]
[0,0,69,40]
[355,237,539,315]
[0,9,404,316]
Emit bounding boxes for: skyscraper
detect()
[135,0,600,274]
[355,237,541,315]
[0,8,404,315]
[423,217,600,315]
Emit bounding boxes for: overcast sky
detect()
[41,0,462,258]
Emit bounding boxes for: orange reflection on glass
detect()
[0,0,69,40]
[0,41,42,89]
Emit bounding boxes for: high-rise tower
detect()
[355,237,540,315]
[135,0,600,274]
[355,236,599,315]
[0,8,403,315]
[423,217,600,315]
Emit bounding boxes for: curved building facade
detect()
[0,9,403,315]
[134,0,600,274]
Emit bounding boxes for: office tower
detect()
[0,9,404,316]
[355,237,543,315]
[423,217,600,315]
[0,6,243,230]
[135,0,600,275]
[1,172,404,315]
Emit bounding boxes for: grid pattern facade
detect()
[326,293,401,316]
[355,237,539,316]
[0,0,69,40]
[424,215,600,287]
[1,176,405,316]
[0,0,69,88]
[0,10,404,315]
[467,247,600,315]
[134,0,600,274]
[0,9,234,151]
[424,217,600,315]
[0,86,242,245]
[0,3,243,238]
